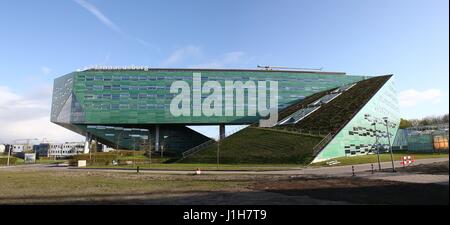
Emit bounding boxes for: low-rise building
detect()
[40,142,85,159]
[11,144,32,153]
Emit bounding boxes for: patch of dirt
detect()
[386,161,449,175]
[250,177,449,205]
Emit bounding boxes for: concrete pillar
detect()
[219,124,226,140]
[155,125,160,152]
[83,133,91,154]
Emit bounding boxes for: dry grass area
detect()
[0,170,253,204]
[0,162,448,205]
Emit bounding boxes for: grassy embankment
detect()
[313,151,449,167]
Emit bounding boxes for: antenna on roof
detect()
[257,65,323,71]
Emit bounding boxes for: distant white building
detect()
[0,144,5,153]
[11,144,32,153]
[40,142,85,158]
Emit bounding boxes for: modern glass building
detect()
[51,68,398,161]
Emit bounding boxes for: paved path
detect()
[2,157,447,177]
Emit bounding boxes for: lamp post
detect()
[364,114,382,170]
[6,145,11,166]
[116,130,124,151]
[217,137,220,170]
[371,121,382,171]
[383,117,396,172]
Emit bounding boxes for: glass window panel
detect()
[120,93,130,99]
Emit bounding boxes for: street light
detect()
[217,136,220,170]
[6,145,11,166]
[364,114,382,170]
[371,122,382,170]
[116,130,124,151]
[383,117,396,172]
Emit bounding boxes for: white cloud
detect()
[160,45,202,67]
[41,66,51,75]
[0,86,83,143]
[398,88,443,107]
[74,0,154,49]
[74,0,122,33]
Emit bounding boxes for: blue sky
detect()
[0,0,448,142]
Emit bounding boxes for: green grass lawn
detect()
[86,163,306,171]
[35,159,67,164]
[85,152,449,170]
[312,152,449,167]
[180,127,323,164]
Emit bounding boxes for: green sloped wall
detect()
[312,76,400,163]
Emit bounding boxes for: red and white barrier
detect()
[400,155,415,166]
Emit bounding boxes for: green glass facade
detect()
[51,68,370,154]
[312,76,400,162]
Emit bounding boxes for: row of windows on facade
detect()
[85,103,166,110]
[86,125,149,132]
[84,103,291,111]
[83,93,288,100]
[85,84,169,91]
[85,104,256,110]
[85,93,166,100]
[84,84,288,91]
[49,145,84,149]
[78,75,344,83]
[49,150,83,154]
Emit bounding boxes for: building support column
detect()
[219,124,226,140]
[83,133,91,154]
[155,125,160,152]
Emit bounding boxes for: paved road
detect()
[1,157,448,177]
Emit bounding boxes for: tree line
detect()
[399,113,449,128]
